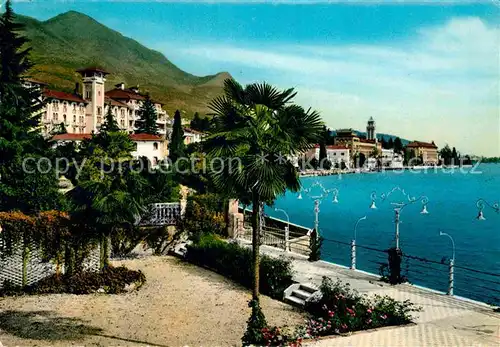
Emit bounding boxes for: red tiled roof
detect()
[105,88,146,101]
[52,133,163,142]
[359,138,376,144]
[105,97,129,108]
[43,89,87,104]
[130,133,163,141]
[407,141,437,149]
[51,133,92,141]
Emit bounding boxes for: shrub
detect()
[186,233,294,299]
[304,277,420,337]
[180,194,227,239]
[0,266,146,296]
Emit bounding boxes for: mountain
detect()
[16,11,230,117]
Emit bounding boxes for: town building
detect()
[307,145,351,169]
[183,127,204,145]
[334,120,382,163]
[406,141,439,165]
[51,133,166,165]
[381,148,404,169]
[25,67,170,137]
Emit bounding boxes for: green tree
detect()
[203,79,323,343]
[0,0,62,213]
[318,126,328,168]
[169,109,185,164]
[452,147,458,165]
[71,126,146,269]
[101,103,120,133]
[394,137,403,153]
[440,144,452,166]
[387,137,394,149]
[135,94,159,135]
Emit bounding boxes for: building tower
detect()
[77,67,109,133]
[367,117,376,141]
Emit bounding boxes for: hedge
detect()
[185,233,294,299]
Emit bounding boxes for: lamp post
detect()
[275,208,290,252]
[370,186,429,250]
[298,181,339,237]
[439,231,455,295]
[351,215,367,270]
[476,199,499,220]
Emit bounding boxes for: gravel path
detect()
[0,256,306,347]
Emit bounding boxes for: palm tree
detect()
[204,79,323,301]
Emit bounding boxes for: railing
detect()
[140,202,181,226]
[321,237,500,306]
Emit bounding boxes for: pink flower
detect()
[341,324,348,330]
[328,310,335,317]
[367,319,372,324]
[380,314,387,320]
[367,309,372,313]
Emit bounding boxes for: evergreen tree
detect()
[190,112,201,130]
[0,0,62,212]
[100,102,120,133]
[394,137,403,153]
[388,137,394,149]
[135,94,159,135]
[381,137,387,149]
[452,147,458,165]
[169,109,185,164]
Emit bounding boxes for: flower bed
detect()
[247,277,420,346]
[0,266,146,296]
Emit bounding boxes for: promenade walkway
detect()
[251,243,500,346]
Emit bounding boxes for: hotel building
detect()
[25,67,169,137]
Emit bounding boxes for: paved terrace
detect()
[239,241,500,346]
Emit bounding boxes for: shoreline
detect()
[298,165,474,177]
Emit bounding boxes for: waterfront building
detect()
[334,119,382,165]
[406,141,439,165]
[24,67,170,137]
[308,145,351,169]
[381,148,404,168]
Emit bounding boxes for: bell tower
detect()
[367,117,376,141]
[77,67,109,133]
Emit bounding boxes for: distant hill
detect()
[16,11,230,117]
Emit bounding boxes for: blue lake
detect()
[266,163,500,304]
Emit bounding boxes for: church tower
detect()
[367,117,376,141]
[77,67,109,133]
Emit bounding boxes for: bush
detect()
[180,194,227,239]
[304,277,420,337]
[0,266,146,296]
[186,233,294,299]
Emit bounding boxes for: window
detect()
[63,114,67,123]
[341,153,345,156]
[54,113,58,121]
[98,91,101,96]
[153,142,158,150]
[121,109,125,117]
[86,90,91,99]
[97,106,102,115]
[154,157,158,165]
[73,115,76,123]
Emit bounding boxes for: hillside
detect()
[16,11,230,117]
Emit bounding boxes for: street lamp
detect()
[476,199,499,220]
[370,186,429,250]
[439,231,456,295]
[275,208,290,252]
[351,215,367,270]
[298,181,339,237]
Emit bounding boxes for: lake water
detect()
[266,163,500,305]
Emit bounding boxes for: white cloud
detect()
[178,16,499,155]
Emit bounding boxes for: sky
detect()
[9,0,500,156]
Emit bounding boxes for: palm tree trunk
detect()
[251,193,260,301]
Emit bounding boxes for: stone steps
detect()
[283,282,319,307]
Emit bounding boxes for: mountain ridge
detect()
[16,10,230,117]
